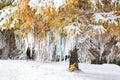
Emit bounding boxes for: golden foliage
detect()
[0,0,120,39]
[11,0,35,36]
[68,63,76,72]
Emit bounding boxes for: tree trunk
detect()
[88,47,101,64]
[1,30,16,59]
[1,30,10,59]
[69,46,79,70]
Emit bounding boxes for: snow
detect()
[89,0,104,10]
[98,0,104,8]
[116,42,120,49]
[64,23,81,36]
[29,0,65,12]
[0,60,120,80]
[12,0,20,5]
[111,0,120,5]
[90,24,106,34]
[0,7,17,21]
[53,0,65,11]
[10,18,18,28]
[0,6,18,29]
[93,12,120,26]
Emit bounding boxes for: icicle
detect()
[14,31,35,59]
[27,32,34,58]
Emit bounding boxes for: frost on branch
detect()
[91,12,120,26]
[88,0,104,10]
[29,0,65,13]
[111,0,120,5]
[89,24,106,34]
[0,6,18,30]
[64,23,81,36]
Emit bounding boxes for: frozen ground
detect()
[0,60,120,80]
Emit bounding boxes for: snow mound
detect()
[0,60,120,80]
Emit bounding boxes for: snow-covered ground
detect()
[0,60,120,80]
